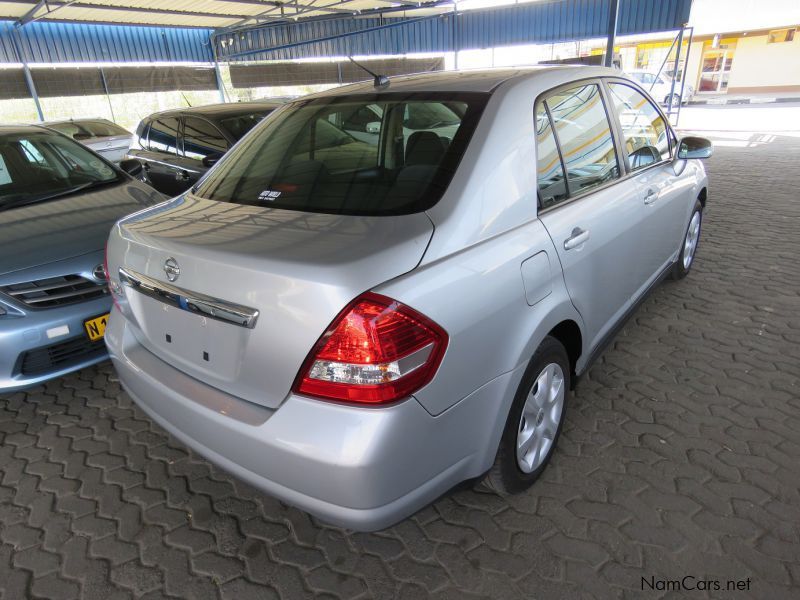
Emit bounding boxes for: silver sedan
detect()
[41,118,132,163]
[104,66,711,531]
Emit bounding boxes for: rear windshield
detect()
[49,120,129,139]
[218,110,272,140]
[194,92,488,215]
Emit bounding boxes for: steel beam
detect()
[604,0,619,67]
[10,27,43,120]
[6,0,255,22]
[222,14,433,60]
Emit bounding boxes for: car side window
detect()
[19,140,47,166]
[148,117,180,155]
[341,105,380,133]
[183,117,228,161]
[534,104,567,208]
[607,82,671,170]
[545,83,620,196]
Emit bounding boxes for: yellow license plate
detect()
[84,313,110,342]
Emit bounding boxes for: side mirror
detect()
[366,121,381,134]
[119,158,143,177]
[677,136,713,160]
[202,152,224,168]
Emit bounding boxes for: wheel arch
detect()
[698,186,707,208]
[547,319,583,388]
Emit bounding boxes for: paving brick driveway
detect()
[1,133,799,599]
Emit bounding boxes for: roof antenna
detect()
[348,56,389,88]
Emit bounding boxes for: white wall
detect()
[689,0,800,35]
[728,33,800,90]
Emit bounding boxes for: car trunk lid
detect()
[110,194,434,409]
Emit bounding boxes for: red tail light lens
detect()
[294,292,448,404]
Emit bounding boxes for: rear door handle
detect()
[564,227,590,250]
[644,188,658,204]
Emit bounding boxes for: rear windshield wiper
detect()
[0,178,119,212]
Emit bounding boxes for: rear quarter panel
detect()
[376,218,582,417]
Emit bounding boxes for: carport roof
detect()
[0,0,448,29]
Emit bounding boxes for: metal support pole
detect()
[11,29,43,121]
[453,4,459,70]
[604,0,619,68]
[99,66,116,123]
[651,34,678,90]
[214,60,227,103]
[674,26,694,127]
[210,34,227,103]
[667,26,685,120]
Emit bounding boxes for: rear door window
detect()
[544,83,620,196]
[182,117,228,161]
[607,82,671,170]
[147,117,180,155]
[534,104,568,208]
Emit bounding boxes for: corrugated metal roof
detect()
[0,0,692,66]
[218,0,693,61]
[0,0,444,29]
[0,20,214,63]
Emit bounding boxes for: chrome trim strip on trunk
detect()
[118,267,259,329]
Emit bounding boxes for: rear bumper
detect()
[106,308,519,530]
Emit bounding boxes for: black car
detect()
[126,101,283,196]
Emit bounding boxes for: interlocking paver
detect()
[2,132,799,598]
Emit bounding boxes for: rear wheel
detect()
[480,336,570,495]
[671,201,703,280]
[665,93,680,107]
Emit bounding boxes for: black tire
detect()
[665,93,679,107]
[480,336,570,495]
[670,200,703,280]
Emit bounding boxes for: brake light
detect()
[293,292,448,404]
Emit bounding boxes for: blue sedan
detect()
[0,125,163,393]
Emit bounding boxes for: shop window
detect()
[768,29,796,44]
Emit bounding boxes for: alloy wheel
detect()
[516,362,565,473]
[683,211,701,269]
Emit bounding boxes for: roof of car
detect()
[0,124,57,135]
[299,65,621,98]
[148,100,285,120]
[40,117,113,126]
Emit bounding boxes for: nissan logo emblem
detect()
[164,257,180,282]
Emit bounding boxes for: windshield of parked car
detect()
[49,120,129,139]
[218,110,273,140]
[0,131,120,210]
[194,93,487,215]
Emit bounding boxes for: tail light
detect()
[293,292,448,405]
